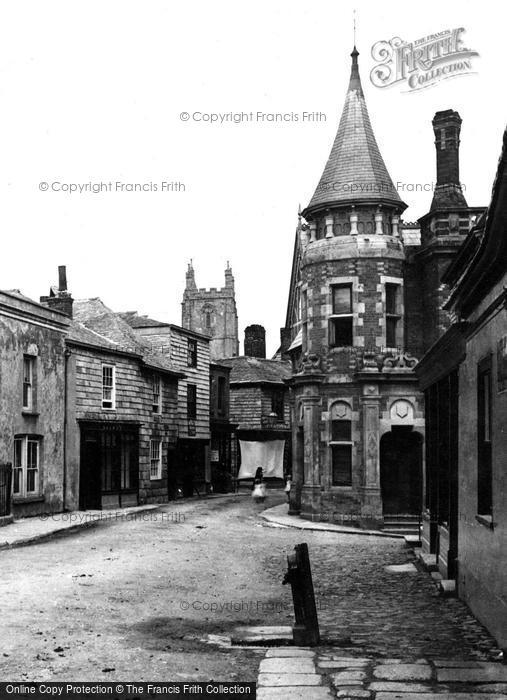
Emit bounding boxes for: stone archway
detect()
[380,427,423,515]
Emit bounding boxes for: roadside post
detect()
[282,542,320,646]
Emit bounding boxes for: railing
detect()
[0,463,13,517]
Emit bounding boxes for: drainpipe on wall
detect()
[63,347,72,511]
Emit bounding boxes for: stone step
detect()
[416,551,439,571]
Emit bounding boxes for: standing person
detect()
[252,466,266,503]
[284,474,292,504]
[252,466,263,490]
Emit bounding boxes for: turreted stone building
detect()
[282,47,483,531]
[181,262,239,361]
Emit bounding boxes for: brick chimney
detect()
[40,265,74,317]
[430,109,468,210]
[244,324,266,358]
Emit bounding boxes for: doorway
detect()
[380,427,422,515]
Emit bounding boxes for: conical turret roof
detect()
[305,47,405,214]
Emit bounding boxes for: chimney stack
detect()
[40,265,73,317]
[58,265,67,292]
[430,109,468,210]
[244,325,266,358]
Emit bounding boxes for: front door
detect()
[380,428,422,515]
[79,430,102,510]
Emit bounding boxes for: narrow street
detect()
[0,491,500,683]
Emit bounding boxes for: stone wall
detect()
[457,277,507,650]
[0,292,69,517]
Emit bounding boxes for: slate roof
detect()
[72,299,182,375]
[120,311,210,340]
[119,311,168,328]
[305,47,405,213]
[220,356,292,386]
[67,321,119,350]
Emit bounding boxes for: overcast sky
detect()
[1,0,505,355]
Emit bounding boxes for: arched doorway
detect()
[380,427,422,515]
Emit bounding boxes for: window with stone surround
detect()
[329,284,353,347]
[22,356,36,411]
[329,402,353,486]
[102,364,116,410]
[13,436,40,497]
[384,281,402,349]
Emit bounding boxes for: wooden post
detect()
[282,542,320,646]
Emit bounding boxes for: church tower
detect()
[285,48,425,529]
[181,261,239,360]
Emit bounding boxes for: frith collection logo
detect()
[370,28,479,92]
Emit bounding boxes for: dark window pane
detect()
[187,339,197,367]
[330,318,353,347]
[187,384,197,419]
[386,316,398,347]
[271,391,284,420]
[386,284,398,315]
[332,445,352,486]
[217,376,226,412]
[332,285,352,314]
[331,420,351,442]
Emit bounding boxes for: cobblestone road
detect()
[263,532,500,661]
[0,490,502,684]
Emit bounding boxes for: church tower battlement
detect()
[181,261,239,360]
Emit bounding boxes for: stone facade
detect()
[416,127,507,649]
[283,48,429,528]
[0,290,69,519]
[181,261,239,361]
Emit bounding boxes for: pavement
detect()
[0,492,249,550]
[256,649,507,699]
[0,504,162,549]
[261,503,409,539]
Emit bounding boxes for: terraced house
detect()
[0,288,70,521]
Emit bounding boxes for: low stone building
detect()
[0,289,69,520]
[416,127,507,649]
[220,326,292,481]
